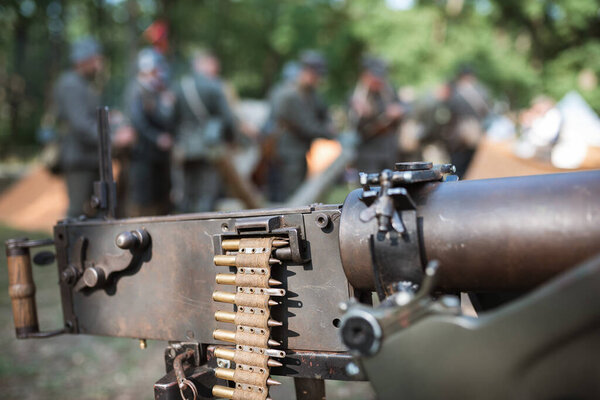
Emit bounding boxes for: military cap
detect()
[137,47,166,73]
[70,37,102,64]
[137,47,170,83]
[362,56,388,78]
[300,50,327,75]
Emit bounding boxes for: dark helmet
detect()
[362,56,388,79]
[299,50,327,75]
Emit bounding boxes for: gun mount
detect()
[4,111,600,399]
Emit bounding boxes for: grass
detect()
[0,224,374,399]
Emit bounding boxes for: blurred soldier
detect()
[443,66,491,177]
[194,50,258,142]
[53,37,103,218]
[172,50,236,212]
[125,48,174,216]
[254,61,300,198]
[349,56,403,173]
[271,51,335,201]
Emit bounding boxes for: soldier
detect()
[271,51,335,202]
[254,61,300,199]
[349,56,404,174]
[125,48,174,217]
[442,66,491,177]
[53,37,104,218]
[172,50,236,212]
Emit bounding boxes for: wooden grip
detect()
[6,247,38,338]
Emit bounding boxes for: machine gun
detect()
[4,109,600,399]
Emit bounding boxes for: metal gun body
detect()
[54,204,348,351]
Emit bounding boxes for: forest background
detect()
[0,0,598,155]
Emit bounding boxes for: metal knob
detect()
[82,267,105,288]
[115,229,149,250]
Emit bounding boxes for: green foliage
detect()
[0,0,599,154]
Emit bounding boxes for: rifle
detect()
[5,111,600,399]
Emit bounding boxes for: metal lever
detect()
[91,106,117,218]
[340,261,445,356]
[359,162,456,234]
[73,228,150,291]
[116,229,150,250]
[359,169,414,233]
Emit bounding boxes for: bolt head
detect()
[345,362,360,377]
[394,292,413,306]
[315,213,330,229]
[83,267,104,288]
[90,196,101,208]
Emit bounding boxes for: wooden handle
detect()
[6,244,39,338]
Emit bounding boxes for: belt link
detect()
[211,237,285,400]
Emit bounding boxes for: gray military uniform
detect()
[352,85,401,174]
[443,81,490,177]
[173,73,236,213]
[53,71,100,217]
[125,79,173,216]
[272,83,332,201]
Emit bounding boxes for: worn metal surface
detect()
[57,204,348,351]
[294,378,326,400]
[207,346,366,381]
[362,252,600,400]
[340,170,600,292]
[414,170,600,291]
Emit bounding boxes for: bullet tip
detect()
[267,378,282,386]
[268,359,283,367]
[268,300,279,306]
[268,339,281,347]
[268,279,282,286]
[268,319,283,327]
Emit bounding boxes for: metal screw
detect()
[338,302,349,312]
[139,339,147,349]
[315,213,330,229]
[394,291,413,306]
[90,196,101,208]
[61,268,76,284]
[345,362,360,377]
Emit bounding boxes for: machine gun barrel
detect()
[340,170,600,292]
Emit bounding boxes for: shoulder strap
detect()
[180,76,209,123]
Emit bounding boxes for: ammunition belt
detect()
[212,237,286,400]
